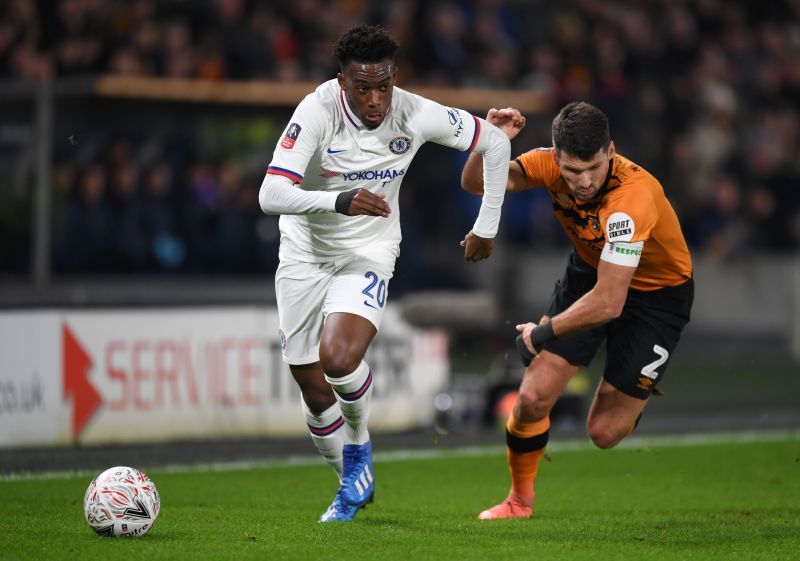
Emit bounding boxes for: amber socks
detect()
[505,411,550,502]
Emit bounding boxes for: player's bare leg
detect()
[586,380,649,449]
[291,363,336,411]
[479,351,578,520]
[320,313,377,510]
[320,313,376,446]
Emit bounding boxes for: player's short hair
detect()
[334,24,399,70]
[552,102,610,160]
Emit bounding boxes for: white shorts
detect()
[275,253,395,365]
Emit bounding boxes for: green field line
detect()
[2,428,798,483]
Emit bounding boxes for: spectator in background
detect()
[140,162,186,272]
[55,164,115,273]
[162,20,196,78]
[214,159,251,272]
[684,174,747,258]
[108,158,147,272]
[689,81,738,202]
[182,161,221,272]
[51,0,106,76]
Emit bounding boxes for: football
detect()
[83,466,160,537]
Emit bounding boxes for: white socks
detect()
[303,361,373,481]
[325,361,373,445]
[301,399,344,479]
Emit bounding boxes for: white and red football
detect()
[83,466,160,537]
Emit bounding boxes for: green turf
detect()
[1,436,798,561]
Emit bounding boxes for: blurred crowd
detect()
[49,140,277,275]
[1,0,799,277]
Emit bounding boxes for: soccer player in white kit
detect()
[259,25,511,522]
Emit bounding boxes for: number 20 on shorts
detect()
[362,271,386,309]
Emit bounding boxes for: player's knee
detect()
[319,343,364,378]
[515,390,551,421]
[587,423,624,450]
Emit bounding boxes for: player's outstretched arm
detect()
[259,175,390,217]
[515,259,636,363]
[551,259,634,335]
[259,173,338,215]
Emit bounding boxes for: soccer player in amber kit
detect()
[462,102,693,519]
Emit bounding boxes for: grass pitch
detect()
[1,433,798,561]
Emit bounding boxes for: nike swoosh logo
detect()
[363,300,378,309]
[326,147,346,154]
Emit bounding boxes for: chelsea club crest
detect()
[389,136,411,154]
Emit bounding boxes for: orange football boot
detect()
[477,494,533,520]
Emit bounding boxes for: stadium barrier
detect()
[0,306,448,448]
[93,75,547,111]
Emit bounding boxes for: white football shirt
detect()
[266,79,500,262]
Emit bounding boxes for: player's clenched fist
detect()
[335,188,391,217]
[460,231,494,262]
[486,107,526,140]
[515,315,551,366]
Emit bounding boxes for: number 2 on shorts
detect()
[640,344,669,380]
[362,271,386,309]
